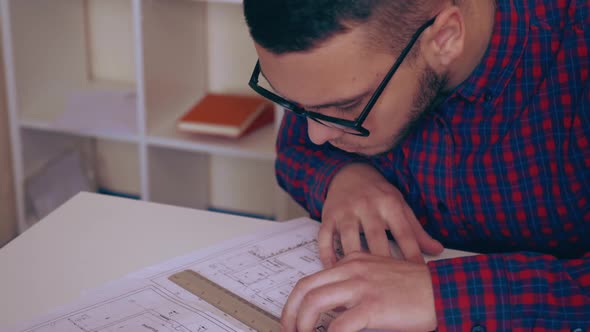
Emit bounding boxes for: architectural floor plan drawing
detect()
[148,221,328,318]
[26,286,238,332]
[12,218,335,332]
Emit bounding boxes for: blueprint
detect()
[11,217,472,332]
[11,218,335,332]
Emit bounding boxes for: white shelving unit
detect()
[2,0,306,233]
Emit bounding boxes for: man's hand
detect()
[320,163,443,266]
[281,252,438,332]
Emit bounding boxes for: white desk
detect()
[0,192,276,329]
[0,192,472,331]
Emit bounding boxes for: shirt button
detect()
[434,117,445,128]
[471,325,486,332]
[484,93,493,102]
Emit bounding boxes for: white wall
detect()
[0,20,17,245]
[207,3,257,95]
[87,0,276,215]
[205,3,276,217]
[86,0,139,195]
[86,0,135,84]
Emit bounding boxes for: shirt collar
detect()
[454,0,530,103]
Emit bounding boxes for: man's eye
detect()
[336,101,362,113]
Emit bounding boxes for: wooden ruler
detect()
[169,269,282,332]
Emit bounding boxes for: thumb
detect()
[405,206,444,256]
[416,228,444,256]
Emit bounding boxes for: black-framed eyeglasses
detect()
[249,16,436,137]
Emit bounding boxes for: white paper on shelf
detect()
[9,217,474,332]
[54,89,138,136]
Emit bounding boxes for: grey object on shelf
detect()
[26,149,96,223]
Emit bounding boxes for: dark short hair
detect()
[243,0,437,55]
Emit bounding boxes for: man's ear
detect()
[420,6,465,72]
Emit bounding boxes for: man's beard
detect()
[389,66,449,149]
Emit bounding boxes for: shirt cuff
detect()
[428,254,512,331]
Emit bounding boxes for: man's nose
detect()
[307,119,344,145]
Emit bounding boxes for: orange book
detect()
[177,93,274,138]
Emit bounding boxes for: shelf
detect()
[18,81,139,143]
[4,0,307,234]
[147,116,276,161]
[194,0,242,3]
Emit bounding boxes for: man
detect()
[244,0,589,331]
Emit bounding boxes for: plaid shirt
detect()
[275,0,590,330]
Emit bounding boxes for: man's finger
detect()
[405,205,444,256]
[295,279,362,332]
[318,223,337,267]
[336,251,378,265]
[384,212,424,263]
[339,220,362,256]
[327,306,370,332]
[361,221,391,257]
[281,264,355,332]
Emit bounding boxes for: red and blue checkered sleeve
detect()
[275,112,365,219]
[429,252,590,331]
